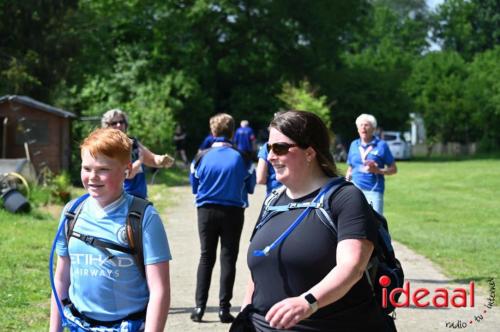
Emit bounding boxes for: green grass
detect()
[385,159,500,284]
[1,160,498,330]
[0,209,56,331]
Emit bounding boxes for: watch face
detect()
[305,293,317,304]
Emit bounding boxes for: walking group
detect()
[49,109,399,332]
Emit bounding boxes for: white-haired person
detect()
[346,114,397,215]
[101,109,174,199]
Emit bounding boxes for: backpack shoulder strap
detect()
[193,147,215,169]
[315,179,354,235]
[263,185,286,209]
[259,186,286,220]
[255,178,347,235]
[127,196,152,278]
[65,194,90,241]
[249,186,286,240]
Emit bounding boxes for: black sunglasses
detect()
[267,142,298,156]
[108,120,126,126]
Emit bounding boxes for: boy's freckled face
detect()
[81,149,127,206]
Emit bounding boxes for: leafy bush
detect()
[278,80,332,129]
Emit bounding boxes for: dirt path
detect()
[161,184,498,331]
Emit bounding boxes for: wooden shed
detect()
[0,95,76,174]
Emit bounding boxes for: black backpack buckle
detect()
[79,234,95,246]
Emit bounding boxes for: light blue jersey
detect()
[56,193,171,322]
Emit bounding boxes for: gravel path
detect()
[161,184,498,331]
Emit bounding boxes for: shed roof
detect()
[0,95,76,118]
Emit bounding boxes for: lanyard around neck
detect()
[358,143,373,163]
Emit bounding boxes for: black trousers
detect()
[196,204,245,309]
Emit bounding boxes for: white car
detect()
[382,131,411,160]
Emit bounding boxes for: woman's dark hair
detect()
[270,110,338,177]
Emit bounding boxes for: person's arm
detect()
[189,162,199,194]
[264,238,374,330]
[245,165,257,195]
[241,278,255,310]
[256,159,268,185]
[128,159,143,179]
[345,165,353,181]
[138,143,174,169]
[144,261,171,332]
[366,161,397,176]
[49,256,71,332]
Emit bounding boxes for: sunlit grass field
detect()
[384,159,500,284]
[0,161,498,330]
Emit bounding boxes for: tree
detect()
[0,1,80,100]
[278,80,331,129]
[405,51,471,145]
[465,46,500,151]
[330,2,428,142]
[72,45,176,153]
[63,0,368,153]
[431,0,500,61]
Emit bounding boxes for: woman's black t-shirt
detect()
[247,184,378,319]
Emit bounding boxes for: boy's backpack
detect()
[259,177,404,315]
[64,194,151,278]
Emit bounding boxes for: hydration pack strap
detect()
[265,201,321,212]
[253,178,343,257]
[49,193,90,328]
[71,231,133,255]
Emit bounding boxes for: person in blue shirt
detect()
[101,109,174,198]
[234,120,256,160]
[346,114,397,215]
[198,133,215,152]
[189,113,256,324]
[50,128,171,332]
[256,142,282,195]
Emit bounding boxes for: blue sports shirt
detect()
[56,193,171,321]
[199,134,215,150]
[124,138,147,198]
[347,137,395,193]
[234,127,255,152]
[190,146,256,208]
[257,143,281,195]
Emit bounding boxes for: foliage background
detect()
[0,0,498,171]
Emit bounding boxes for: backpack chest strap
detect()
[71,231,134,255]
[265,201,322,212]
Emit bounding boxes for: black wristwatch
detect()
[304,293,319,313]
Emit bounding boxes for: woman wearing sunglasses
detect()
[101,109,174,199]
[240,111,394,331]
